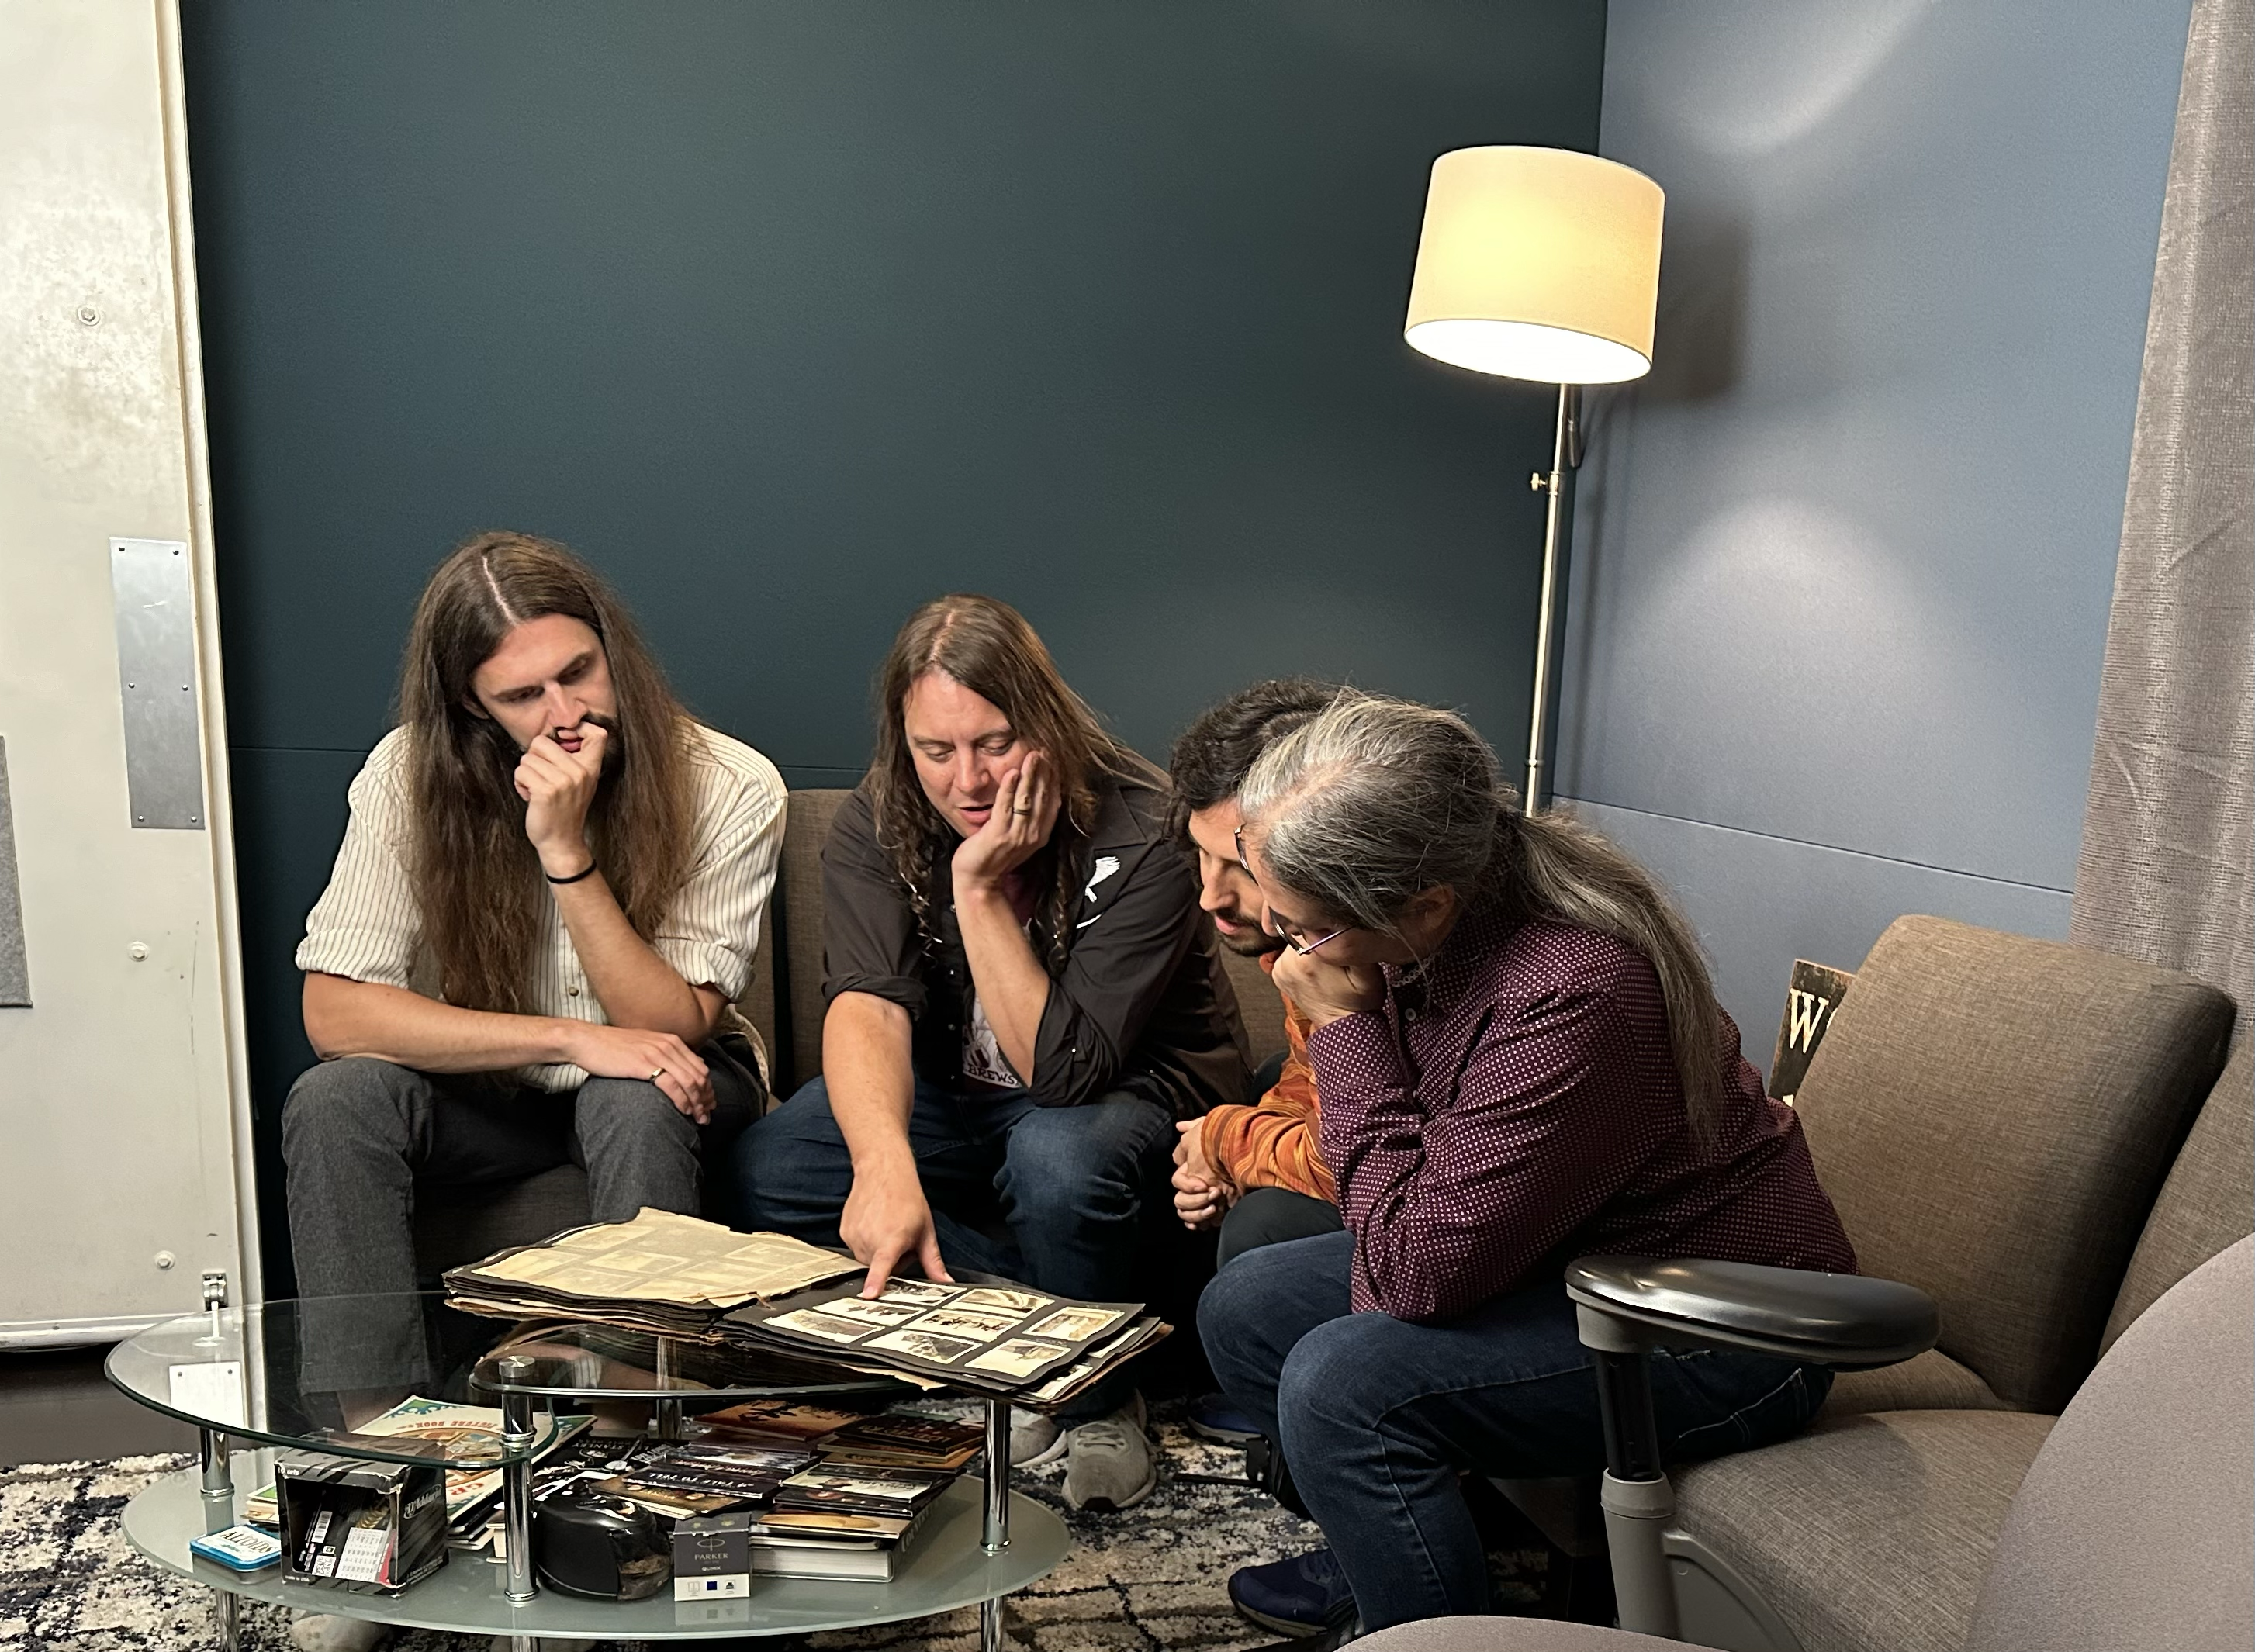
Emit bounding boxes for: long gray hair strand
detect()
[1238,691,1728,1146]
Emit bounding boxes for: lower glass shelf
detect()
[123,1466,1070,1640]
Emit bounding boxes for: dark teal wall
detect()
[182,1,1608,1286]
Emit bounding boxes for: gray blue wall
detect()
[1561,0,2191,1066]
[182,2,1609,1284]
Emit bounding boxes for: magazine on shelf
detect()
[242,1397,590,1533]
[814,1413,985,1470]
[696,1398,878,1443]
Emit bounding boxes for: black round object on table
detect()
[532,1484,672,1602]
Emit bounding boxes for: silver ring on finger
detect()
[648,1068,665,1081]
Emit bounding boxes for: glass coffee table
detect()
[105,1294,1069,1650]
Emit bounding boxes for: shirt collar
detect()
[1386,899,1515,1021]
[1084,768,1167,852]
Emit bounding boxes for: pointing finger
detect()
[861,1234,908,1298]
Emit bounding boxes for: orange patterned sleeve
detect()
[1198,968,1337,1204]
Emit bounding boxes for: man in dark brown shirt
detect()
[729,596,1246,1514]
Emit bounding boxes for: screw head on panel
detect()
[129,942,150,960]
[154,1251,175,1270]
[76,305,99,327]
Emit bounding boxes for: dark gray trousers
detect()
[281,1045,762,1394]
[1216,1185,1344,1270]
[282,1043,763,1301]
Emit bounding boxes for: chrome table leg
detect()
[653,1334,683,1443]
[981,1396,1012,1649]
[982,1397,1010,1554]
[197,1428,240,1652]
[499,1356,539,1606]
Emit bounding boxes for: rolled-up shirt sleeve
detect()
[649,748,785,999]
[1025,842,1202,1108]
[1313,987,1672,1322]
[296,733,423,988]
[820,790,929,1018]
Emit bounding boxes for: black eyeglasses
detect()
[1235,823,1347,955]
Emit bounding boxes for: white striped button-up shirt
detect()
[296,721,785,1090]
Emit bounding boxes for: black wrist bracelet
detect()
[545,861,598,885]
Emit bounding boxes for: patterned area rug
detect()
[0,1404,1544,1650]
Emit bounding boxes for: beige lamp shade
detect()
[1405,146,1665,385]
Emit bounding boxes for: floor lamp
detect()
[1403,147,1665,814]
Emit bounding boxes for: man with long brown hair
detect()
[284,531,784,1344]
[730,593,1247,1512]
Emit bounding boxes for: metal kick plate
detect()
[109,537,207,830]
[0,737,27,1004]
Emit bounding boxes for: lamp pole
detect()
[1524,383,1582,814]
[1400,145,1661,813]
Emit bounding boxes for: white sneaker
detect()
[1008,1405,1067,1466]
[1060,1394,1155,1512]
[289,1616,391,1652]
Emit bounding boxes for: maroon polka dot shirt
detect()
[1308,907,1857,1323]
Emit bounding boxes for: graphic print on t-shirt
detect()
[960,872,1041,1090]
[962,993,1020,1088]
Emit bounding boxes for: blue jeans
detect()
[1199,1230,1832,1631]
[729,1074,1177,1418]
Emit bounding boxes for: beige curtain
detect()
[2071,0,2254,1028]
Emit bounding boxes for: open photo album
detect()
[717,1274,1167,1404]
[441,1209,1168,1404]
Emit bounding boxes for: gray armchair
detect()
[1359,1232,2254,1652]
[1491,918,2245,1650]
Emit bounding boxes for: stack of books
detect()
[583,1411,987,1581]
[749,1460,955,1579]
[443,1209,862,1339]
[817,1413,985,1471]
[591,1442,821,1519]
[717,1276,1168,1406]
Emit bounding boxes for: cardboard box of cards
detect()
[673,1512,752,1600]
[277,1447,448,1594]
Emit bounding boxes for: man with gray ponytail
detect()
[1201,693,1855,1645]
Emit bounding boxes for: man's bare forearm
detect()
[824,993,919,1173]
[303,973,580,1073]
[552,871,715,1041]
[953,885,1051,1083]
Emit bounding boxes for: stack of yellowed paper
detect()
[444,1209,863,1339]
